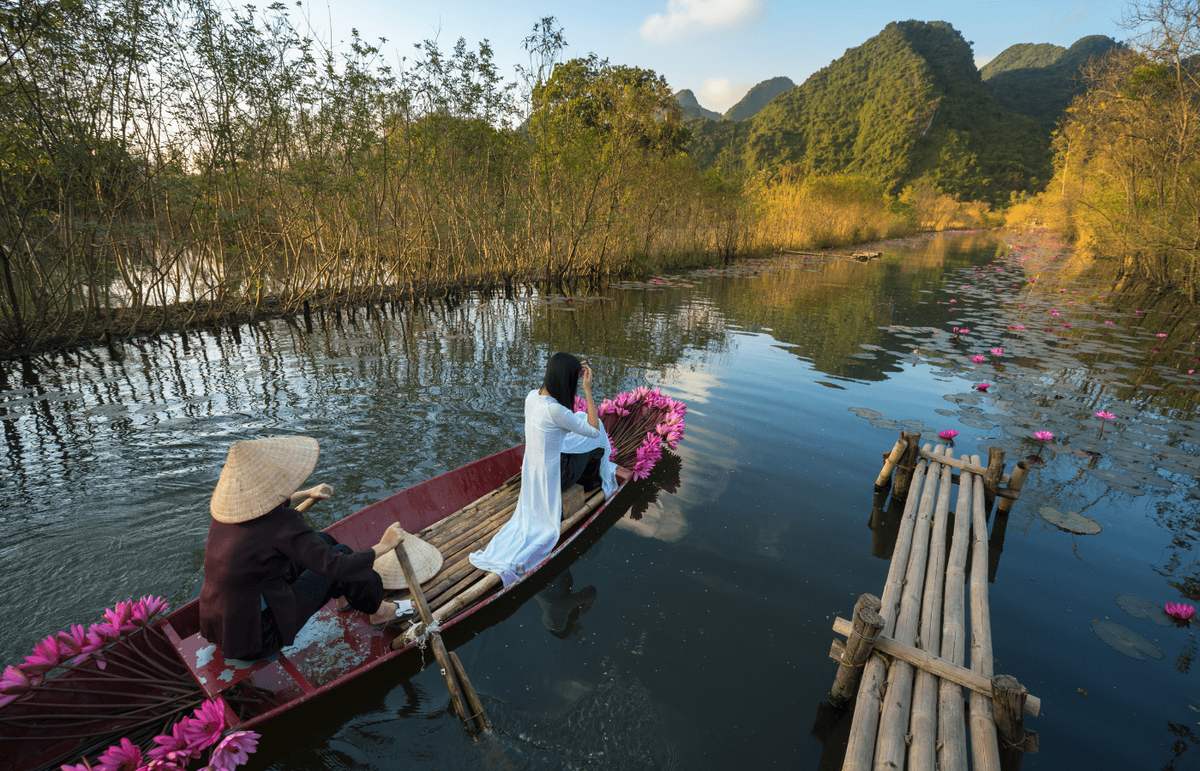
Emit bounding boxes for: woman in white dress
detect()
[469,353,608,586]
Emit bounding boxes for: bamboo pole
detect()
[938,457,974,770]
[875,445,947,770]
[892,432,921,500]
[874,436,906,490]
[996,461,1028,515]
[841,446,932,771]
[968,454,1002,771]
[909,447,954,770]
[917,448,1010,484]
[983,447,1006,513]
[393,535,485,735]
[450,651,493,733]
[829,593,883,706]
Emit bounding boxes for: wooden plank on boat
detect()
[968,454,1002,771]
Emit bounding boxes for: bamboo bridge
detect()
[825,432,1039,770]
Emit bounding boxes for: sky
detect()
[285,0,1130,113]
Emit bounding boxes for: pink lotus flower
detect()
[207,730,261,771]
[937,429,959,441]
[180,698,226,753]
[971,354,986,364]
[1155,332,1168,339]
[1165,602,1195,622]
[1049,309,1061,318]
[22,635,62,675]
[958,328,971,335]
[1104,320,1115,326]
[990,347,1004,357]
[95,737,142,771]
[1032,430,1055,443]
[948,298,957,304]
[974,382,990,392]
[1094,410,1116,421]
[1008,324,1026,331]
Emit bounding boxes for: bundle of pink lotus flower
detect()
[0,596,220,768]
[61,697,258,771]
[577,386,687,480]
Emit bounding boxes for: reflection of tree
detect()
[708,232,999,380]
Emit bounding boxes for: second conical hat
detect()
[372,531,444,590]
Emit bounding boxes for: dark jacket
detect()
[199,503,378,659]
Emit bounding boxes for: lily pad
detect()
[1115,594,1173,626]
[1040,506,1102,535]
[1091,618,1163,660]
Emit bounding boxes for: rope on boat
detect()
[404,620,442,650]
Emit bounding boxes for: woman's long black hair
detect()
[543,352,582,410]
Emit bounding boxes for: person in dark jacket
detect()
[199,435,408,660]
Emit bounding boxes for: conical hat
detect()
[372,531,444,590]
[211,436,320,523]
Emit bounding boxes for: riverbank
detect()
[0,225,971,360]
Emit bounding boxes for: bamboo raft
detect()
[827,432,1039,770]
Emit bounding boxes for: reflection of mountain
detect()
[706,232,1000,380]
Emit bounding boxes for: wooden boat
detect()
[2,443,632,770]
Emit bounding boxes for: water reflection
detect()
[1,231,1199,769]
[533,571,596,639]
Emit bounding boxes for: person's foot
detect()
[368,601,397,625]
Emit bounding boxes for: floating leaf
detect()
[1115,594,1172,626]
[1091,619,1163,660]
[1040,506,1102,535]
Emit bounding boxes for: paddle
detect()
[394,533,492,735]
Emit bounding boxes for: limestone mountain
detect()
[723,76,795,121]
[674,89,721,121]
[982,35,1121,129]
[716,21,1049,202]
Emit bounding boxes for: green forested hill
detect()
[731,21,1048,202]
[724,76,795,121]
[980,43,1066,78]
[674,89,721,120]
[982,36,1121,128]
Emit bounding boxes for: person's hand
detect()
[581,363,593,391]
[377,523,406,551]
[303,483,334,500]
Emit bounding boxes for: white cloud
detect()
[697,77,750,113]
[640,0,761,43]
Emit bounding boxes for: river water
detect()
[1,231,1198,769]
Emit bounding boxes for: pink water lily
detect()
[1007,324,1026,331]
[989,347,1004,357]
[95,736,142,771]
[1155,332,1168,339]
[1049,309,1061,318]
[1104,320,1115,326]
[948,298,957,304]
[974,382,991,392]
[970,354,986,364]
[1032,430,1055,443]
[207,731,261,771]
[937,429,959,441]
[1094,410,1116,421]
[958,327,971,335]
[22,635,62,675]
[1165,602,1196,622]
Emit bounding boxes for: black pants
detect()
[258,534,374,657]
[561,448,604,492]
